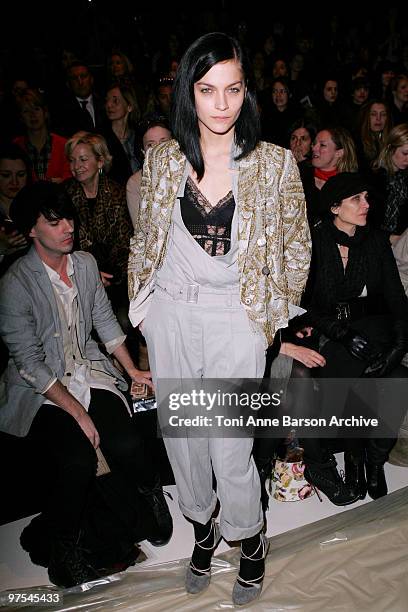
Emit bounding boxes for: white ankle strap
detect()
[195,520,218,550]
[189,560,211,575]
[236,571,265,587]
[240,534,267,560]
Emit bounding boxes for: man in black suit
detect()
[52,61,105,137]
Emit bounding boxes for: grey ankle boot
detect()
[232,533,269,606]
[185,521,221,595]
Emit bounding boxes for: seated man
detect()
[0,182,173,588]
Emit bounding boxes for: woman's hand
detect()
[291,147,306,163]
[100,271,114,287]
[0,227,28,252]
[295,326,313,338]
[281,342,326,368]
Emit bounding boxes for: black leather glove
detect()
[339,328,376,361]
[364,319,408,376]
[363,347,406,377]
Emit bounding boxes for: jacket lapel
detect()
[237,148,260,274]
[71,252,87,336]
[24,246,63,344]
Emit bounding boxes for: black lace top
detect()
[180,177,235,256]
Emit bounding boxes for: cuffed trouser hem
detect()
[179,492,218,527]
[219,517,264,542]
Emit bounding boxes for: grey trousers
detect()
[142,284,266,541]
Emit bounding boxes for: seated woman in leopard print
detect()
[63,131,133,332]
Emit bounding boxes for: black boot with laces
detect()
[344,451,367,500]
[138,477,173,546]
[48,538,100,588]
[304,456,360,506]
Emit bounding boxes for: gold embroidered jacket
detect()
[128,139,311,345]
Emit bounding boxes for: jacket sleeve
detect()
[128,147,155,301]
[0,272,57,394]
[85,254,125,344]
[280,150,312,306]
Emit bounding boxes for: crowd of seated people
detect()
[0,12,407,592]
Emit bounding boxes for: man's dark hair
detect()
[66,60,91,76]
[170,31,260,181]
[10,181,75,238]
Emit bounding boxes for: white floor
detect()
[1,457,408,592]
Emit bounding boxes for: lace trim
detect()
[186,176,233,216]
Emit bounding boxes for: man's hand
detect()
[128,367,154,392]
[75,409,100,448]
[111,342,154,391]
[44,380,100,447]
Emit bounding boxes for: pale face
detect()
[30,214,74,258]
[194,59,245,137]
[111,54,126,77]
[272,81,288,111]
[369,103,387,132]
[105,87,131,121]
[0,159,27,202]
[68,143,103,184]
[323,80,338,103]
[67,66,93,98]
[142,125,171,151]
[290,127,312,162]
[392,144,408,171]
[20,103,47,131]
[332,191,369,234]
[312,130,343,170]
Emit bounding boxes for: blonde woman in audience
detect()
[371,123,408,241]
[299,126,358,224]
[64,131,133,333]
[103,80,141,185]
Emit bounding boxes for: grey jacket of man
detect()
[0,247,127,437]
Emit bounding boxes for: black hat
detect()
[320,173,369,210]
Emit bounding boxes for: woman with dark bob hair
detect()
[293,172,408,505]
[128,32,310,605]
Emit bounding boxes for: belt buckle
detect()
[186,284,199,303]
[336,302,350,320]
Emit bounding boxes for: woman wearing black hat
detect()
[294,172,408,503]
